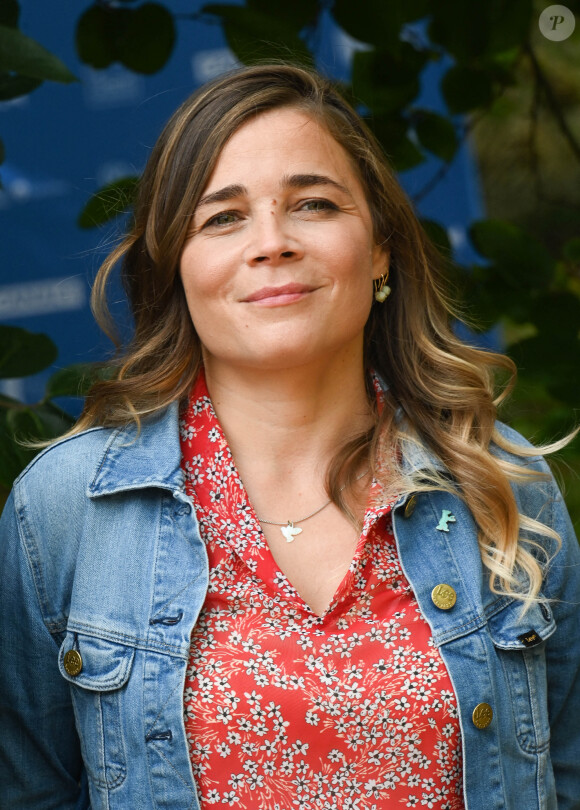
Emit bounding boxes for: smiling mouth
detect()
[243,283,316,305]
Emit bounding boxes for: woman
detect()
[1,63,578,810]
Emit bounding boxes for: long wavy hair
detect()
[79,63,562,607]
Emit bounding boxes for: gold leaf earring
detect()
[374,267,391,303]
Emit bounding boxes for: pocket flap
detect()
[58,632,135,690]
[487,600,555,650]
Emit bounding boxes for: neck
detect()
[202,351,374,515]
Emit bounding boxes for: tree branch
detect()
[524,42,580,167]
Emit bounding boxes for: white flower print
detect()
[180,373,463,810]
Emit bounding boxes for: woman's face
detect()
[180,107,387,375]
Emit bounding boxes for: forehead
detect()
[204,107,364,190]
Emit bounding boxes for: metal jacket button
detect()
[431,584,457,610]
[472,703,493,729]
[63,649,83,677]
[404,495,418,518]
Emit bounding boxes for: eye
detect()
[300,199,338,212]
[204,211,239,228]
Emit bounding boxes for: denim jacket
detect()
[1,402,579,810]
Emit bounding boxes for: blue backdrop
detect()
[0,2,487,408]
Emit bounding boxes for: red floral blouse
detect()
[180,371,463,809]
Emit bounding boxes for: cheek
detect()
[326,239,374,295]
[179,247,226,304]
[326,219,374,264]
[179,255,213,336]
[179,248,239,349]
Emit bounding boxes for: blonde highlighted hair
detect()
[78,63,566,608]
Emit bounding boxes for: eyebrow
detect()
[196,184,246,209]
[282,173,351,197]
[195,173,351,209]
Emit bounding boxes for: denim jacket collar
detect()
[88,402,186,498]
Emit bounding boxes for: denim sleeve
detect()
[0,490,86,809]
[542,479,580,810]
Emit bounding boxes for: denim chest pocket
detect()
[58,632,136,791]
[487,600,555,754]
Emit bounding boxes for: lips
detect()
[243,283,316,303]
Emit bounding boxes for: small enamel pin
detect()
[436,509,456,532]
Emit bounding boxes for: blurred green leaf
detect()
[0,403,75,489]
[78,3,176,74]
[0,72,42,100]
[563,237,580,263]
[430,0,531,63]
[500,376,579,449]
[441,65,494,113]
[333,0,428,51]
[6,406,46,442]
[352,45,426,115]
[31,401,76,436]
[413,109,458,162]
[117,3,176,74]
[530,292,580,340]
[203,5,312,65]
[486,0,532,55]
[0,0,19,28]
[46,363,97,399]
[469,219,554,288]
[0,25,76,82]
[0,326,58,378]
[421,219,452,256]
[369,113,425,171]
[246,0,317,28]
[76,4,118,69]
[429,1,489,63]
[510,334,580,406]
[6,408,50,476]
[0,410,30,487]
[460,265,518,329]
[546,378,580,407]
[78,176,139,228]
[387,135,424,172]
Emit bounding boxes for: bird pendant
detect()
[281,521,302,543]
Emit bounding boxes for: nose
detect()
[243,209,302,266]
